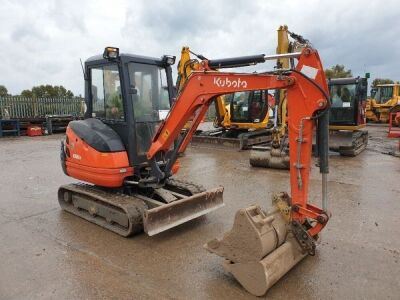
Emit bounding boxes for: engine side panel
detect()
[64,124,133,187]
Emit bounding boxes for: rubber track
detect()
[165,178,206,194]
[58,183,147,237]
[338,131,368,157]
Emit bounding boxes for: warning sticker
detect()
[343,102,351,108]
[300,65,319,80]
[162,129,170,140]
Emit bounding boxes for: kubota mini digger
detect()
[59,46,330,296]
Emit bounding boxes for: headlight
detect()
[162,55,176,66]
[103,47,119,60]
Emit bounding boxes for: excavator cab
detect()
[84,48,176,169]
[328,77,368,127]
[227,90,270,123]
[373,85,395,104]
[327,77,369,156]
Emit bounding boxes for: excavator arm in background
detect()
[250,25,309,169]
[176,47,230,129]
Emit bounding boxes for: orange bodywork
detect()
[148,48,330,237]
[388,111,400,138]
[64,127,133,187]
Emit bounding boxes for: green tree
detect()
[371,78,394,88]
[22,85,74,98]
[0,85,9,97]
[324,65,352,79]
[21,89,33,97]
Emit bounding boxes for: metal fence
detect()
[0,97,85,119]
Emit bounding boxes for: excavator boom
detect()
[147,47,329,233]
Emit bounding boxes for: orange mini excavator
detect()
[59,47,330,282]
[60,46,330,295]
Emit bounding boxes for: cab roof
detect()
[85,53,165,66]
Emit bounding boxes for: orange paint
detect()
[65,127,133,187]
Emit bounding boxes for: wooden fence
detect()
[0,97,85,119]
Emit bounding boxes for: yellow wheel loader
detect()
[366,83,400,123]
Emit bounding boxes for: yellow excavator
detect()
[366,83,400,123]
[249,25,308,168]
[176,47,274,149]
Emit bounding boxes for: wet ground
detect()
[0,124,399,299]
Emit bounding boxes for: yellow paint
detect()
[366,83,400,123]
[329,124,366,130]
[162,129,170,140]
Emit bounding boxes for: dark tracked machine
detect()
[327,76,369,156]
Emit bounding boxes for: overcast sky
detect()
[1,0,399,96]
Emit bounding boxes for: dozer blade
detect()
[144,187,224,236]
[204,193,307,296]
[249,147,290,169]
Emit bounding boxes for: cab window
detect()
[231,92,249,121]
[127,62,170,156]
[381,87,393,102]
[127,63,170,121]
[90,64,124,120]
[330,84,356,108]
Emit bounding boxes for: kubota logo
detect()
[213,77,248,88]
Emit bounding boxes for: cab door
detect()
[126,62,171,164]
[88,63,129,147]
